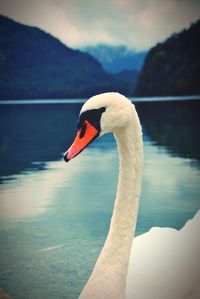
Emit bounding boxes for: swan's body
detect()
[127,209,200,299]
[64,92,200,299]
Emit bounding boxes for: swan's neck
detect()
[79,113,143,299]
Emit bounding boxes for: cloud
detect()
[0,0,199,50]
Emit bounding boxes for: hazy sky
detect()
[0,0,200,50]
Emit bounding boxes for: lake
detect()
[0,97,200,299]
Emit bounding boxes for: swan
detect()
[127,210,200,299]
[64,92,142,299]
[64,92,200,299]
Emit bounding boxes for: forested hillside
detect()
[135,20,200,96]
[0,16,128,100]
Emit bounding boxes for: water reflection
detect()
[0,161,67,219]
[137,140,200,234]
[136,99,200,161]
[0,100,199,182]
[0,103,82,179]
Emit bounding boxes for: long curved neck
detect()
[79,110,143,299]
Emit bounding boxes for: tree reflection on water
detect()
[0,99,199,180]
[136,99,200,161]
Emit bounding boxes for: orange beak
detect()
[64,120,99,162]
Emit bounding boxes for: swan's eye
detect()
[79,122,87,138]
[77,107,106,132]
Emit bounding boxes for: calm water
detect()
[0,98,200,299]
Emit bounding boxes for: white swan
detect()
[64,92,200,299]
[64,92,142,298]
[127,209,200,299]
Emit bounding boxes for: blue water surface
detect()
[0,97,200,299]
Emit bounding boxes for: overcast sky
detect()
[0,0,200,50]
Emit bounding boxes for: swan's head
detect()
[64,92,134,162]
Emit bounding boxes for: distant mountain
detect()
[0,16,130,100]
[135,20,200,96]
[80,44,147,73]
[114,69,139,95]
